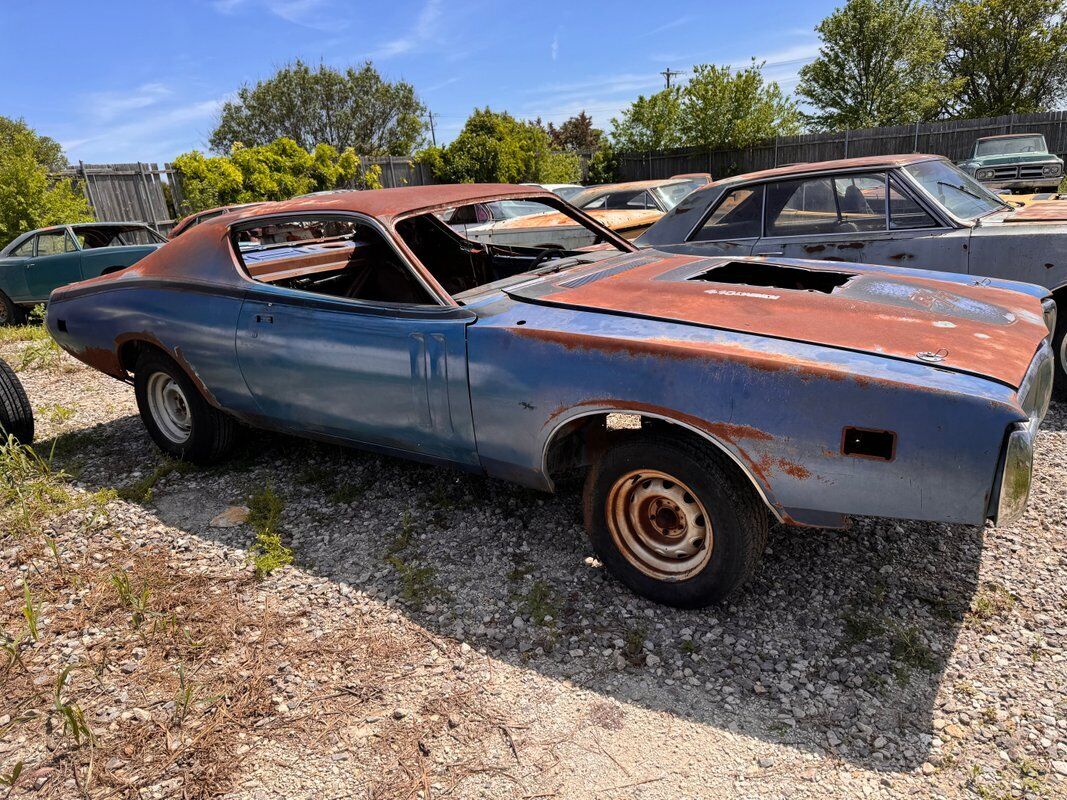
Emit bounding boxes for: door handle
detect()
[255,314,273,324]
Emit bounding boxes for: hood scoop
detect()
[687,261,856,294]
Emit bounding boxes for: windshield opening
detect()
[402,197,628,301]
[903,160,1007,220]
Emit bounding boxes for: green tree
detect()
[210,60,426,156]
[586,142,619,183]
[417,108,581,184]
[681,61,802,149]
[0,117,92,249]
[609,88,684,151]
[172,138,368,215]
[941,0,1067,116]
[797,0,957,130]
[548,111,603,151]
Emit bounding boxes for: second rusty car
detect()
[45,185,1054,607]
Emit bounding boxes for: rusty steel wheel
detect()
[606,470,714,579]
[584,432,768,607]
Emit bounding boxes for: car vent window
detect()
[10,237,35,257]
[691,186,763,241]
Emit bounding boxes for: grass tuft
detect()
[247,485,293,578]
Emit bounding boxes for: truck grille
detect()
[1018,165,1046,179]
[992,166,1018,179]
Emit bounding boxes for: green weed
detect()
[247,485,293,578]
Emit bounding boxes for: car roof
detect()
[228,184,553,225]
[976,133,1045,141]
[711,153,943,186]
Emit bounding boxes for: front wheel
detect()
[134,350,236,464]
[583,433,768,608]
[1053,315,1067,401]
[0,292,25,327]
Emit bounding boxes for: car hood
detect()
[973,152,1060,166]
[986,197,1067,224]
[504,252,1049,388]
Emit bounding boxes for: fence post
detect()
[913,121,920,152]
[387,157,397,188]
[844,129,849,158]
[137,162,156,230]
[773,136,779,167]
[1008,114,1015,134]
[78,161,97,213]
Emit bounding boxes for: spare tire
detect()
[0,356,34,444]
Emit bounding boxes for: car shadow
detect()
[41,407,1017,775]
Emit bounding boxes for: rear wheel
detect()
[0,356,34,444]
[0,292,25,327]
[134,349,236,463]
[583,432,768,607]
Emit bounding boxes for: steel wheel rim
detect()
[1060,331,1067,378]
[146,372,192,444]
[605,469,714,579]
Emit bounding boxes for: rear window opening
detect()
[689,261,855,294]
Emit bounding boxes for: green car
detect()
[0,222,166,324]
[957,133,1065,193]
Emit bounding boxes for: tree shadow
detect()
[39,407,1015,775]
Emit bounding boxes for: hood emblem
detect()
[917,348,949,363]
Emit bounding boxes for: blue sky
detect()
[0,0,839,164]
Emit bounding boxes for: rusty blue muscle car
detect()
[637,154,1067,394]
[45,185,1055,607]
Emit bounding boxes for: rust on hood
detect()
[510,253,1050,388]
[489,208,663,233]
[1003,199,1067,222]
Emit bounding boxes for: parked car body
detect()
[957,134,1064,193]
[638,154,1067,392]
[46,185,1054,607]
[451,177,705,247]
[0,222,166,324]
[169,203,268,239]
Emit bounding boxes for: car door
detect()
[233,216,479,466]
[0,235,35,302]
[654,185,762,258]
[751,172,969,274]
[25,229,82,301]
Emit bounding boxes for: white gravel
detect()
[2,342,1065,799]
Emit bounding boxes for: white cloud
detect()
[85,83,172,123]
[639,14,695,39]
[550,31,559,62]
[61,95,228,164]
[210,0,343,31]
[370,0,443,59]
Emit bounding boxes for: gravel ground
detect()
[1,341,1065,799]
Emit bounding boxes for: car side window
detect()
[36,231,69,256]
[692,187,763,241]
[233,216,437,306]
[834,174,887,232]
[888,177,939,230]
[11,236,36,257]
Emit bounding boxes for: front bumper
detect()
[988,341,1054,526]
[981,177,1063,191]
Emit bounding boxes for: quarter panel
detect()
[968,225,1067,291]
[467,300,1022,526]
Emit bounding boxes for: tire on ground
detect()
[1053,312,1067,401]
[0,356,34,444]
[0,291,25,327]
[583,431,769,608]
[134,348,236,464]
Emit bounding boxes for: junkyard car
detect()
[169,202,267,239]
[450,177,705,247]
[638,154,1067,392]
[957,133,1064,193]
[520,183,584,201]
[0,222,166,324]
[46,185,1054,607]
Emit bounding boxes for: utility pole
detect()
[428,111,438,147]
[661,68,684,89]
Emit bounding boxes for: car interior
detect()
[233,205,621,306]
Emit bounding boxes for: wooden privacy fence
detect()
[57,162,177,233]
[616,110,1067,182]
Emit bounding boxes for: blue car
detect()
[46,186,1055,607]
[0,222,166,324]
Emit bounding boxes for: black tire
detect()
[0,356,34,444]
[1053,315,1067,401]
[133,349,236,464]
[583,432,768,608]
[0,291,25,327]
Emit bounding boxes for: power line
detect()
[660,67,684,89]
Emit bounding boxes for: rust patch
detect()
[889,253,913,261]
[835,242,865,250]
[1045,263,1055,269]
[803,244,826,254]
